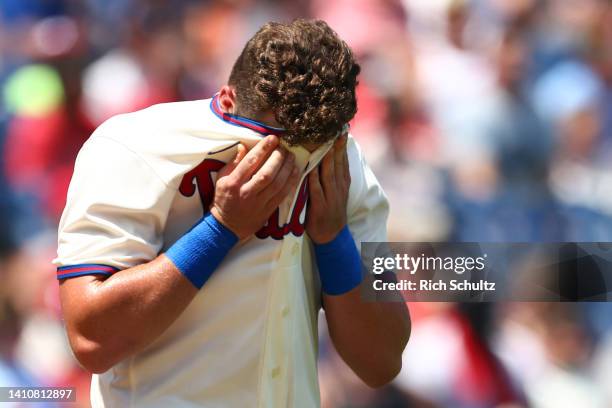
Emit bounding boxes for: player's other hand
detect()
[306,134,350,244]
[211,135,300,239]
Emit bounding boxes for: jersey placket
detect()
[257,141,332,407]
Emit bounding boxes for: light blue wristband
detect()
[165,212,238,289]
[314,226,363,295]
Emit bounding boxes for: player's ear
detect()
[218,85,237,114]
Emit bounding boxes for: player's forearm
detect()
[60,255,198,373]
[323,288,410,387]
[312,226,410,387]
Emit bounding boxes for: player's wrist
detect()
[210,206,248,240]
[200,211,239,244]
[311,233,336,245]
[208,207,239,237]
[313,225,362,296]
[166,212,238,289]
[310,225,345,245]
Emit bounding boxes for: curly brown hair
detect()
[228,19,360,146]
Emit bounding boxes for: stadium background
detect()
[1,0,611,406]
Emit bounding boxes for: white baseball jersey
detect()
[54,94,389,408]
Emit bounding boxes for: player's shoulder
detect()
[345,132,387,202]
[346,133,370,170]
[93,99,211,138]
[138,98,212,120]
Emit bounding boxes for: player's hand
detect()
[306,134,350,244]
[211,135,300,239]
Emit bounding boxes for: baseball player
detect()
[55,19,410,407]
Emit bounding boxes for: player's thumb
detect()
[219,143,247,177]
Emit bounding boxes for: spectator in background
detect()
[1,247,86,408]
[445,25,561,243]
[494,301,605,408]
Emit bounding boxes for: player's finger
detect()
[320,149,336,197]
[266,165,300,209]
[308,166,325,203]
[243,148,290,194]
[334,135,347,182]
[218,143,248,178]
[342,141,351,186]
[231,135,279,182]
[259,152,298,201]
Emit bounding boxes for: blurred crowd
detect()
[1,0,612,407]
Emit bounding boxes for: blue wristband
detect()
[314,226,363,295]
[165,212,238,289]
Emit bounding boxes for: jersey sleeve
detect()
[53,132,175,279]
[346,136,390,249]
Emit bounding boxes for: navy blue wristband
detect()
[314,226,363,295]
[165,212,238,289]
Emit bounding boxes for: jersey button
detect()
[271,366,281,378]
[281,306,290,317]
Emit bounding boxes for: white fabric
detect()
[54,97,389,408]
